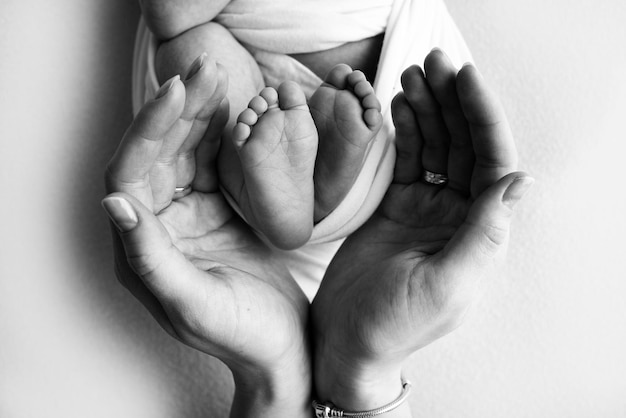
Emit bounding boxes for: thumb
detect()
[101,193,201,308]
[442,172,534,271]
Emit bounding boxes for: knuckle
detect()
[481,222,509,249]
[126,251,165,278]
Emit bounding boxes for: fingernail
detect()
[102,197,138,232]
[502,176,535,209]
[155,74,180,99]
[431,47,442,53]
[185,52,207,80]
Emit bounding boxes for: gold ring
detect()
[173,184,192,199]
[423,170,448,185]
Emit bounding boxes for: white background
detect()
[1,0,625,416]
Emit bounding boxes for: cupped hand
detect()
[102,58,310,412]
[311,50,533,408]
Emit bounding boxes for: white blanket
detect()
[133,0,472,299]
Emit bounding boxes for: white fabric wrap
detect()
[132,0,472,299]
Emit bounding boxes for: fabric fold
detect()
[132,0,473,299]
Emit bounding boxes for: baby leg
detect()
[232,82,318,250]
[140,0,231,40]
[309,64,383,222]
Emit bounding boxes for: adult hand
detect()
[102,59,310,416]
[311,50,533,414]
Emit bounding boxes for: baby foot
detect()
[232,82,318,250]
[309,64,383,222]
[149,52,229,211]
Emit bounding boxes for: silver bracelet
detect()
[312,380,412,417]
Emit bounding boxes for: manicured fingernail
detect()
[155,74,180,99]
[502,176,535,209]
[102,197,138,232]
[185,52,207,80]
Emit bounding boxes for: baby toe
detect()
[361,92,381,111]
[232,108,258,147]
[248,95,269,115]
[324,64,352,89]
[232,122,252,148]
[363,108,383,129]
[347,69,367,87]
[259,87,279,109]
[277,81,307,110]
[237,108,259,126]
[354,78,378,101]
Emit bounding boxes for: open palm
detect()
[312,51,531,381]
[103,66,309,379]
[131,191,309,370]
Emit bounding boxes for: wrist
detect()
[313,381,412,418]
[314,349,408,414]
[229,345,312,417]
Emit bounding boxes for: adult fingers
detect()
[457,64,518,197]
[106,75,185,208]
[439,172,534,294]
[401,65,450,176]
[101,193,215,328]
[149,55,229,210]
[193,98,229,193]
[391,92,423,184]
[424,49,474,196]
[191,62,230,194]
[178,56,229,192]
